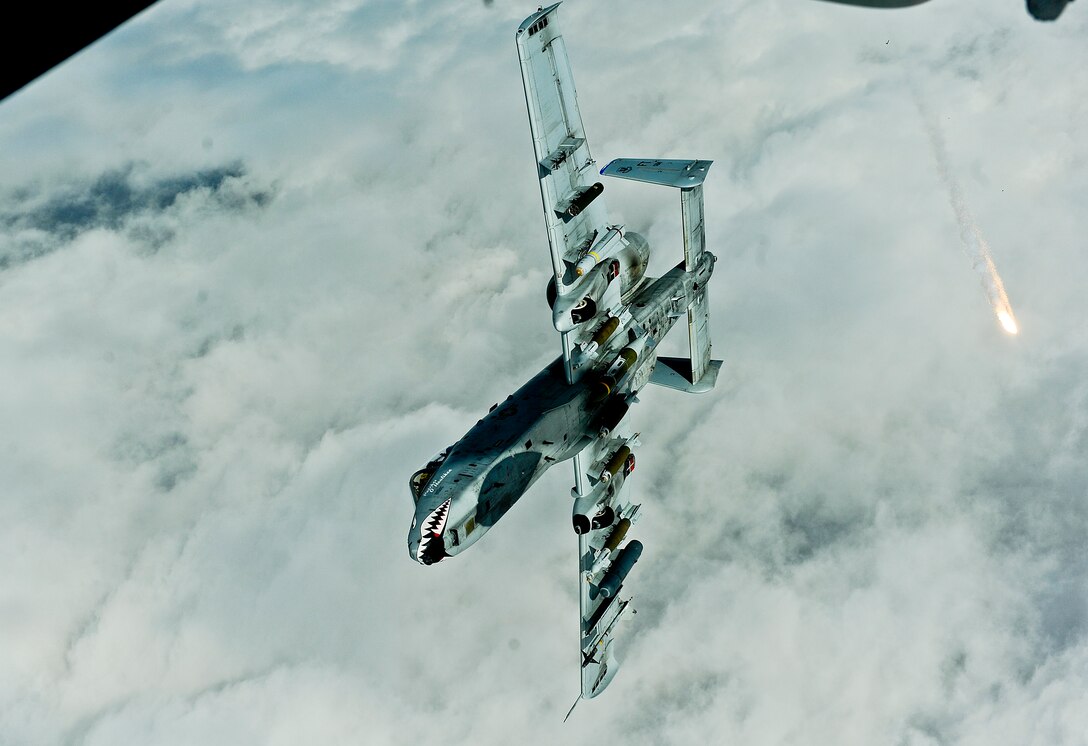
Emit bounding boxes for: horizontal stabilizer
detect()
[650,356,722,393]
[600,158,713,188]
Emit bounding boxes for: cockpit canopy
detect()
[408,449,450,504]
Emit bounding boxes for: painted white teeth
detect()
[415,498,452,563]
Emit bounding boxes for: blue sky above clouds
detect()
[1,1,1087,744]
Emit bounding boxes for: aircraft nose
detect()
[408,530,448,565]
[409,497,452,565]
[417,537,447,565]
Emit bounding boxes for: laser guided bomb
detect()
[589,338,647,405]
[588,518,633,576]
[581,315,620,356]
[599,446,633,484]
[407,4,724,707]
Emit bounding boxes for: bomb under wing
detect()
[406,4,724,705]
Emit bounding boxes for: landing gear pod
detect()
[572,490,600,535]
[570,297,598,325]
[548,274,607,332]
[590,505,615,530]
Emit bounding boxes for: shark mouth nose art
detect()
[416,498,452,565]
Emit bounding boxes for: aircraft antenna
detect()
[563,694,581,722]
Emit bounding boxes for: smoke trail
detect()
[915,95,1019,335]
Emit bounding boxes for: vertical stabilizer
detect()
[601,159,721,390]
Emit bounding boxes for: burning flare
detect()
[975,232,1019,335]
[917,94,1020,336]
[997,309,1018,335]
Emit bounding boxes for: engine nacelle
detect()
[546,231,650,333]
[615,231,649,302]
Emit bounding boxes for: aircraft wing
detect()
[517,4,616,380]
[518,5,645,711]
[570,424,642,703]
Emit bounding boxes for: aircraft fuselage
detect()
[408,249,715,565]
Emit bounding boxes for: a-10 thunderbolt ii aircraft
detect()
[407,4,721,704]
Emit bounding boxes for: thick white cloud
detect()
[1,1,1087,744]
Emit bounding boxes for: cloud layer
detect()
[0,162,272,268]
[1,1,1087,744]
